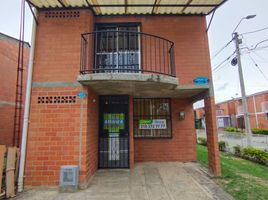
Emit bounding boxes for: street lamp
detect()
[232,15,256,147]
[233,15,256,33]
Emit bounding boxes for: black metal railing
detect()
[99,136,129,168]
[80,31,176,77]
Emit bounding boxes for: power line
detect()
[248,53,268,82]
[212,51,236,72]
[213,60,230,73]
[241,27,268,35]
[211,39,233,60]
[252,51,268,63]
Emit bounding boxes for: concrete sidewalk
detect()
[15,162,233,200]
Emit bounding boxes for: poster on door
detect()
[103,113,124,161]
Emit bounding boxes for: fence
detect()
[80,30,176,77]
[196,129,268,151]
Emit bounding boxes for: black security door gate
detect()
[99,95,129,168]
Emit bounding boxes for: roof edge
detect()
[0,32,31,48]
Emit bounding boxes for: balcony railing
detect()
[80,31,175,77]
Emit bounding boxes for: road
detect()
[196,129,268,151]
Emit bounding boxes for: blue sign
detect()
[193,77,210,85]
[77,91,87,99]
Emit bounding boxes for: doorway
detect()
[99,95,129,168]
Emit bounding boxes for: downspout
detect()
[253,95,259,128]
[18,8,37,192]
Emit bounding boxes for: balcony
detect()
[77,30,179,96]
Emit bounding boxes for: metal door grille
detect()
[99,95,129,168]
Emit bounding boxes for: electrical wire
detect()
[248,53,268,82]
[211,39,233,60]
[252,51,268,63]
[212,51,236,72]
[241,27,268,35]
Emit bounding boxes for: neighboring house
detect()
[195,90,268,130]
[0,33,29,146]
[22,1,226,187]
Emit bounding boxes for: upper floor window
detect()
[261,101,268,113]
[216,109,224,116]
[95,24,140,73]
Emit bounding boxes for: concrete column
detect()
[204,96,221,176]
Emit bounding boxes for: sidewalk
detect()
[14,162,232,200]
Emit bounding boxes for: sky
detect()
[0,0,267,108]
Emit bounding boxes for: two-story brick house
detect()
[20,1,226,187]
[195,90,268,129]
[0,33,29,146]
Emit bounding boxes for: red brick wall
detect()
[96,16,211,84]
[247,93,268,129]
[204,97,221,176]
[134,99,196,162]
[25,86,98,186]
[25,10,97,186]
[84,88,98,184]
[33,10,94,83]
[0,34,29,146]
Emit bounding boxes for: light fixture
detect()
[246,15,256,19]
[178,111,185,120]
[232,14,256,34]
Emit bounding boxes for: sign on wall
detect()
[193,76,210,85]
[139,119,167,129]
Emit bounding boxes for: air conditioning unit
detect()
[59,165,79,192]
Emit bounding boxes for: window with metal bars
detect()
[133,98,172,138]
[95,24,140,73]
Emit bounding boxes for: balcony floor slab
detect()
[78,73,209,99]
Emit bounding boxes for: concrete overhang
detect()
[78,73,210,99]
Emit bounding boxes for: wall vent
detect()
[45,11,80,18]
[59,165,79,192]
[37,96,76,104]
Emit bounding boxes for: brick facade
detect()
[195,90,268,130]
[24,9,221,186]
[0,33,29,146]
[134,99,196,162]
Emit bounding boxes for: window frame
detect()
[94,23,142,73]
[133,98,172,139]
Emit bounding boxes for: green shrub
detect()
[233,145,242,157]
[224,127,242,133]
[197,137,207,146]
[252,128,268,135]
[218,141,226,152]
[242,147,268,165]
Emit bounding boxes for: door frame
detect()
[94,23,142,73]
[98,95,130,169]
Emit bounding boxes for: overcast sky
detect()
[0,0,267,107]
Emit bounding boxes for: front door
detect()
[99,95,129,168]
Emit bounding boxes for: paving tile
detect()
[14,162,233,200]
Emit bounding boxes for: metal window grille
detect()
[133,98,172,138]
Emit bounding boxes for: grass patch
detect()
[197,145,268,200]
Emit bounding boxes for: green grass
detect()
[197,145,268,200]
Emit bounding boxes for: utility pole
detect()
[233,32,253,147]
